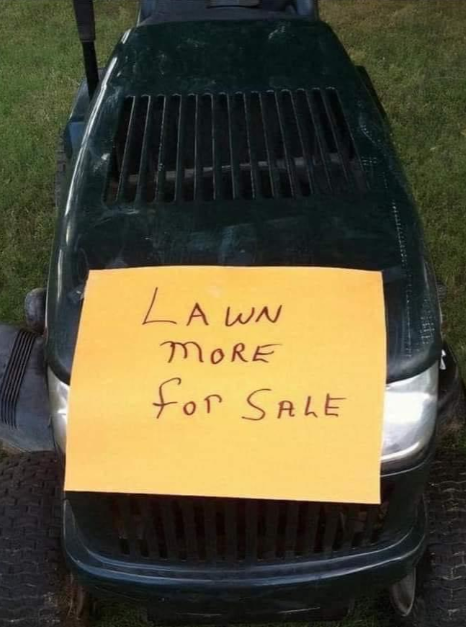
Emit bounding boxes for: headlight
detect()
[381,364,438,466]
[48,364,439,465]
[48,368,69,455]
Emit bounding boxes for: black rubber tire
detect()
[394,451,466,626]
[0,453,83,626]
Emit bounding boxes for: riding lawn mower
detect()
[0,0,465,625]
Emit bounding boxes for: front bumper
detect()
[65,503,426,622]
[64,447,432,623]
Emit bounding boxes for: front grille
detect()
[72,493,390,564]
[105,89,366,205]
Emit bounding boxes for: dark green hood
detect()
[46,19,441,384]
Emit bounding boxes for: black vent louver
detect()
[72,493,389,564]
[0,330,36,429]
[105,89,365,204]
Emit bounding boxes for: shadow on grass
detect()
[93,597,395,627]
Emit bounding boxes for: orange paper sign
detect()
[65,266,386,504]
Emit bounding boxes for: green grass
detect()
[1,1,466,625]
[0,0,139,324]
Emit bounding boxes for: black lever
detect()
[72,0,99,99]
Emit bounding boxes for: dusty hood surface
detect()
[46,19,441,384]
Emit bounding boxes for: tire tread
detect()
[0,453,65,627]
[402,451,466,626]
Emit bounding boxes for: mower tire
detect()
[0,453,86,626]
[390,450,466,627]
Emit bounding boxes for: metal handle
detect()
[72,0,96,42]
[72,0,99,99]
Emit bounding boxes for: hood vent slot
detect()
[105,89,365,204]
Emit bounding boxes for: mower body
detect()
[44,15,443,620]
[48,18,442,385]
[0,4,459,623]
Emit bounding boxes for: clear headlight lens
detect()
[48,363,439,464]
[381,364,438,466]
[48,368,69,454]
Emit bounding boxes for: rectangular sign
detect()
[65,266,386,504]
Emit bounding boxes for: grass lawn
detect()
[1,0,466,625]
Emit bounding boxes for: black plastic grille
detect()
[0,329,35,429]
[72,493,390,564]
[105,89,365,205]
